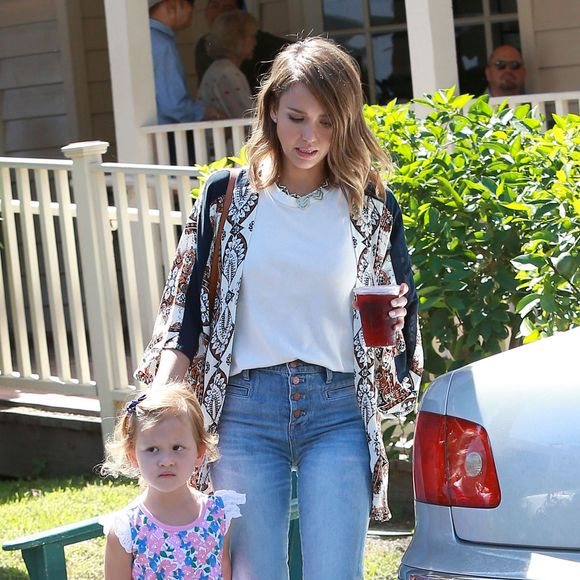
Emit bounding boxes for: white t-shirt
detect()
[230,183,357,375]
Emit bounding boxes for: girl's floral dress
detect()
[105,490,245,579]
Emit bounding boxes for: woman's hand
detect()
[352,282,409,332]
[151,349,190,388]
[389,282,409,332]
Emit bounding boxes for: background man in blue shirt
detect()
[149,0,222,123]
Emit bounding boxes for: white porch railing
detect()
[488,90,580,129]
[0,142,199,441]
[142,118,253,166]
[139,92,580,166]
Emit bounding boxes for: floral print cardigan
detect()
[136,169,423,521]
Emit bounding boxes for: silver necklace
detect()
[276,180,329,209]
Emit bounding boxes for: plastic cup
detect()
[353,285,400,347]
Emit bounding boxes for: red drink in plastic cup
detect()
[354,285,400,347]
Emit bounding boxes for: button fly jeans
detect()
[210,362,371,580]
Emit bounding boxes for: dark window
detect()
[452,0,483,17]
[490,0,518,14]
[323,0,364,29]
[369,0,406,25]
[373,31,412,102]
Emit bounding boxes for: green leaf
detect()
[510,134,522,155]
[523,329,541,343]
[516,294,541,316]
[417,285,440,296]
[364,93,579,371]
[420,295,446,310]
[511,254,545,270]
[444,269,472,281]
[481,177,497,194]
[452,93,474,109]
[502,201,531,214]
[540,293,557,313]
[433,175,464,207]
[446,295,466,311]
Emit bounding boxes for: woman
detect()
[137,37,423,579]
[197,9,257,119]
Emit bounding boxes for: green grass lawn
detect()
[0,477,408,579]
[0,477,135,580]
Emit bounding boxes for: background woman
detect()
[197,9,257,119]
[138,37,423,579]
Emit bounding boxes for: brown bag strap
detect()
[209,168,239,315]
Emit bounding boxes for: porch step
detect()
[0,386,100,417]
[0,398,104,479]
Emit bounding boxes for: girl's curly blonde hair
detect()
[100,382,218,480]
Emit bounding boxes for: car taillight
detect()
[413,411,501,508]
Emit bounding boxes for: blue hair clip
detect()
[125,393,147,414]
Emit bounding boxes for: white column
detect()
[103,0,156,163]
[405,0,459,98]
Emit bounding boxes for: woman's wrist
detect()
[152,349,190,388]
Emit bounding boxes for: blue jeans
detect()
[210,361,371,580]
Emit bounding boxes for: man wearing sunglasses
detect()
[485,45,526,97]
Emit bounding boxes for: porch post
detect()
[405,0,459,98]
[103,0,156,163]
[61,141,122,444]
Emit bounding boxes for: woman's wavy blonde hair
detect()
[246,36,391,213]
[100,383,218,480]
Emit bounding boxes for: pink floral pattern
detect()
[125,495,227,579]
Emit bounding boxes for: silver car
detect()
[399,326,580,580]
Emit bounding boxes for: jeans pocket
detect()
[226,374,252,399]
[324,380,356,401]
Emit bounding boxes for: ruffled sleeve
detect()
[99,510,132,554]
[214,489,246,528]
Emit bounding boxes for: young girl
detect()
[101,383,245,579]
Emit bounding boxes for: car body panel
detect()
[400,503,580,579]
[445,329,580,549]
[401,327,580,579]
[418,370,452,416]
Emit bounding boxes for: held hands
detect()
[352,282,409,332]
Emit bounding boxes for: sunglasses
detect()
[492,60,523,70]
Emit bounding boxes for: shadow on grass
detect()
[0,564,28,579]
[0,475,132,504]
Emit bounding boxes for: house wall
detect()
[79,0,116,160]
[0,0,68,157]
[529,0,580,92]
[258,0,291,36]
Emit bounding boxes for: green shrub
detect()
[365,89,579,378]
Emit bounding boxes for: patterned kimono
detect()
[136,168,423,521]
